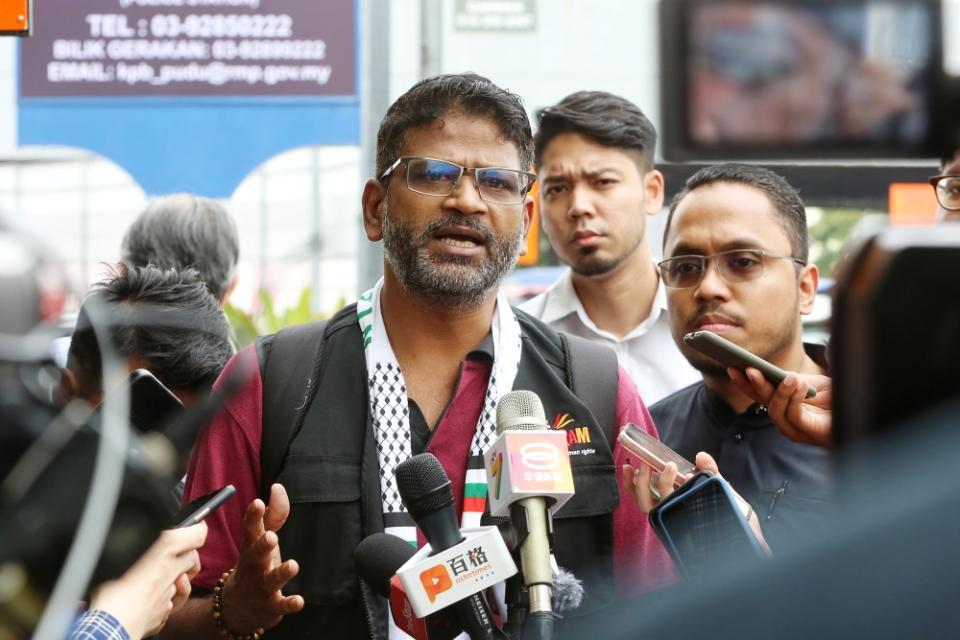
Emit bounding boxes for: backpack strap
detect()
[559,333,620,449]
[256,320,329,499]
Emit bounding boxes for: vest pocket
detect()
[555,463,620,519]
[275,454,363,605]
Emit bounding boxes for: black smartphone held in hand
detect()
[683,330,816,399]
[649,473,765,579]
[177,484,236,528]
[128,368,184,433]
[618,423,698,488]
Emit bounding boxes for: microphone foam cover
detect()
[354,533,418,597]
[552,566,585,615]
[395,452,453,516]
[495,390,549,435]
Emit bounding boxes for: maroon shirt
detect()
[183,344,675,597]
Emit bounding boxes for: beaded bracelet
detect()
[212,569,266,640]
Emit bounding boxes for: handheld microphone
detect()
[479,514,584,637]
[355,533,461,640]
[396,453,504,640]
[487,390,576,639]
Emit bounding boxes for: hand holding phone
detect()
[683,330,816,399]
[618,423,697,488]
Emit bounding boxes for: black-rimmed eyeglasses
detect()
[658,249,807,289]
[930,175,960,211]
[380,156,536,205]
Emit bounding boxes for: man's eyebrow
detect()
[583,166,622,177]
[666,243,704,257]
[541,167,623,182]
[666,240,769,256]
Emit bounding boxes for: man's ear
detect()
[643,169,665,216]
[362,179,387,242]
[798,263,819,315]
[518,195,535,257]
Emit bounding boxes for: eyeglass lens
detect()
[405,158,527,204]
[662,250,766,287]
[935,176,960,210]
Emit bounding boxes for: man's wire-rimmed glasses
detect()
[380,156,536,205]
[658,249,807,289]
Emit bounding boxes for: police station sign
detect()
[20,0,355,97]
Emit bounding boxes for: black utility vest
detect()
[266,306,620,639]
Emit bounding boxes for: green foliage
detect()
[224,287,343,348]
[808,208,868,278]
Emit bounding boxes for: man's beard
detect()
[570,251,622,277]
[381,204,524,310]
[567,233,644,278]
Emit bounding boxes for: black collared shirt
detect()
[650,344,833,551]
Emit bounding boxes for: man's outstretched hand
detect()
[219,483,305,634]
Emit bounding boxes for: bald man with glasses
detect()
[644,163,833,552]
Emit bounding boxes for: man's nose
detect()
[694,259,732,301]
[567,184,595,220]
[444,171,487,214]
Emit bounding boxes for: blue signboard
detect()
[18,0,359,197]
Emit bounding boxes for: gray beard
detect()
[381,204,524,311]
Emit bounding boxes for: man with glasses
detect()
[648,163,832,551]
[167,73,672,640]
[932,147,960,223]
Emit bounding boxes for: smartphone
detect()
[683,330,816,399]
[176,484,236,528]
[618,423,697,488]
[128,369,184,433]
[651,474,765,578]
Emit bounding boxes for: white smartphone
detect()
[618,423,697,488]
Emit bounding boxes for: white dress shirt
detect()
[520,268,700,406]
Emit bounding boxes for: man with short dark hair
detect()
[650,163,832,550]
[167,74,672,640]
[122,193,240,304]
[933,147,960,223]
[51,194,239,372]
[61,263,234,408]
[522,91,698,404]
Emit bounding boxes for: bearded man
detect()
[164,73,672,640]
